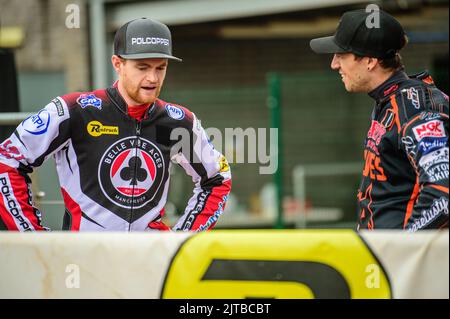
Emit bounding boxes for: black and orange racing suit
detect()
[357,70,448,231]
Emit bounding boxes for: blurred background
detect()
[0,0,448,230]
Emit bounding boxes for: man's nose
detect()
[146,70,158,83]
[331,54,340,70]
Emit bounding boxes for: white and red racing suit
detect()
[0,85,231,231]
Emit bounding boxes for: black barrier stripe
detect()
[355,231,394,299]
[201,259,351,299]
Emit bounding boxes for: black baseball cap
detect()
[310,9,406,59]
[114,18,182,61]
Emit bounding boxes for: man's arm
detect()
[0,97,70,231]
[171,114,231,231]
[400,112,449,231]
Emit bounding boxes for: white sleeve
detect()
[171,114,232,231]
[0,97,71,169]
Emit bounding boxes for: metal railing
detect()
[0,112,33,125]
[292,162,362,228]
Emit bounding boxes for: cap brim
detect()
[309,36,346,54]
[119,52,182,62]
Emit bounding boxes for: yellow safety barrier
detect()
[0,230,447,299]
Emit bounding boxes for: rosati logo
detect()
[77,94,102,110]
[98,137,165,209]
[21,109,50,135]
[413,120,445,141]
[165,104,185,120]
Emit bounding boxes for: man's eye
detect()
[138,67,147,70]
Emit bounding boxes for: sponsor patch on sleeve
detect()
[21,109,51,135]
[412,120,445,141]
[52,98,65,116]
[165,104,185,120]
[419,147,449,172]
[408,197,449,232]
[0,140,25,161]
[219,155,230,173]
[418,137,448,155]
[405,87,421,109]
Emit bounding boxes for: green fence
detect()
[161,71,377,228]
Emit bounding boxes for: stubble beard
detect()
[124,81,160,105]
[347,75,371,93]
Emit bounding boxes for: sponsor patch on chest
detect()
[367,120,386,145]
[77,94,103,110]
[87,121,119,137]
[98,137,165,209]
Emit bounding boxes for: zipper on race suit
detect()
[128,120,142,231]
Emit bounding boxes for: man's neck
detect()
[117,81,141,106]
[368,70,396,92]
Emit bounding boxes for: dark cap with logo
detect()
[114,18,182,61]
[310,9,406,59]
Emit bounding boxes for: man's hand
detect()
[147,220,171,231]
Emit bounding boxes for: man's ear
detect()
[367,57,379,71]
[111,55,123,72]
